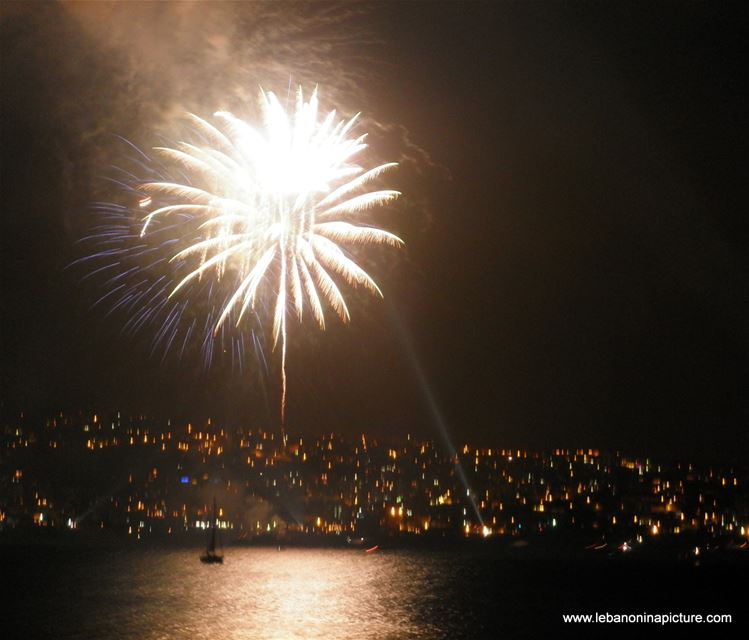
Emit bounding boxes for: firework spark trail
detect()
[72,173,265,379]
[139,87,402,423]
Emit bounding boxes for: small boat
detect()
[200,498,224,564]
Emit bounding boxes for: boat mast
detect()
[208,498,217,553]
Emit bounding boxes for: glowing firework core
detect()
[139,87,402,421]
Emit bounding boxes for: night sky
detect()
[2,1,748,461]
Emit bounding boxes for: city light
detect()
[1,410,746,548]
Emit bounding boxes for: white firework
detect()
[139,86,402,421]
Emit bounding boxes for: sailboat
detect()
[200,498,224,564]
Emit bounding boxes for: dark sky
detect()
[2,1,748,461]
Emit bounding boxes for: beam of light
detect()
[139,87,402,424]
[387,304,485,528]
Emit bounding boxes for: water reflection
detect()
[105,549,442,640]
[5,545,745,638]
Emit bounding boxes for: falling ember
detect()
[139,87,402,423]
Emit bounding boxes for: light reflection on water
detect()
[145,548,437,640]
[8,544,743,638]
[0,543,749,640]
[31,548,448,640]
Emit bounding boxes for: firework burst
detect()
[139,87,402,422]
